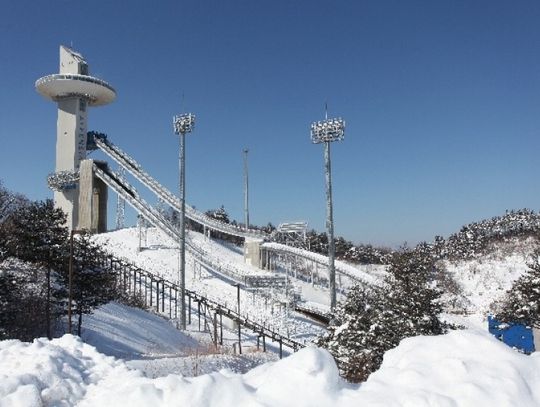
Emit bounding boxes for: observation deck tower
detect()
[36,46,116,230]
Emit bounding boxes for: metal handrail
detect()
[35,73,115,92]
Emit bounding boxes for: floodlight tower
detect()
[173,112,196,330]
[36,46,116,230]
[310,112,345,310]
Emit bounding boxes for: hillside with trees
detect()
[0,182,121,340]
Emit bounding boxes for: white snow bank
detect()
[2,330,540,406]
[0,335,135,406]
[362,329,540,406]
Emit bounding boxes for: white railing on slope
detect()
[262,241,381,286]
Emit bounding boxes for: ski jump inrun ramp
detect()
[91,133,378,288]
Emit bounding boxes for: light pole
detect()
[243,148,249,231]
[310,113,345,310]
[173,112,195,330]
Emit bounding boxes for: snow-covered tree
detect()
[68,233,118,335]
[0,199,67,339]
[318,243,447,382]
[496,249,540,328]
[3,199,67,269]
[442,209,540,261]
[0,181,28,260]
[318,284,393,382]
[206,205,230,224]
[0,259,56,341]
[384,244,445,338]
[0,180,27,225]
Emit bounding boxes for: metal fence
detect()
[93,252,305,358]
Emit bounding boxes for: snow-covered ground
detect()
[82,302,278,379]
[93,227,329,342]
[442,237,537,316]
[2,228,539,406]
[2,329,539,406]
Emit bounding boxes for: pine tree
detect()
[68,233,118,335]
[0,181,28,261]
[318,243,447,382]
[496,249,540,328]
[384,245,445,339]
[206,205,230,224]
[0,266,20,339]
[0,259,53,341]
[318,284,395,382]
[1,199,67,339]
[3,199,67,270]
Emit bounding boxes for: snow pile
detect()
[363,330,540,405]
[2,330,540,406]
[0,335,135,406]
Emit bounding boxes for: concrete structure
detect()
[78,160,108,233]
[36,46,115,230]
[244,239,263,267]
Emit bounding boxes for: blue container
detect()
[488,316,535,354]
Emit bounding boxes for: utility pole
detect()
[243,148,250,231]
[173,113,195,330]
[46,248,52,339]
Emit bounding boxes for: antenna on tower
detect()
[325,101,328,120]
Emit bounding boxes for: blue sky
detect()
[1,0,539,247]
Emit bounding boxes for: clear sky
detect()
[1,0,539,247]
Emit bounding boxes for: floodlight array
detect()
[310,117,345,144]
[47,170,80,191]
[173,113,196,135]
[277,222,308,234]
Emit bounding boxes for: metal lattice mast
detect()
[173,112,195,330]
[243,148,250,230]
[310,109,345,310]
[115,167,126,229]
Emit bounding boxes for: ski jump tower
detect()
[36,46,116,231]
